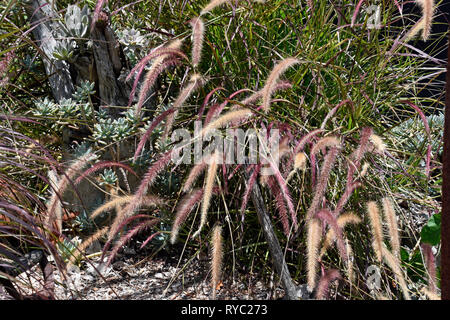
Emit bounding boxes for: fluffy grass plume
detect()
[332,181,361,219]
[360,162,370,177]
[403,18,427,42]
[369,134,386,153]
[133,40,185,117]
[316,209,347,262]
[382,198,400,257]
[46,153,96,233]
[189,17,204,68]
[90,195,163,220]
[275,137,291,162]
[294,152,307,170]
[126,150,173,217]
[136,58,181,118]
[107,217,159,265]
[261,58,299,113]
[90,195,134,220]
[126,40,185,83]
[0,51,15,87]
[267,177,291,236]
[367,201,383,262]
[345,240,355,288]
[175,73,203,110]
[310,136,341,156]
[266,157,298,230]
[287,129,323,174]
[306,218,322,291]
[201,0,230,14]
[133,108,176,162]
[315,269,341,300]
[332,128,371,218]
[204,104,222,126]
[183,157,210,193]
[68,226,109,266]
[210,224,223,299]
[201,0,266,15]
[205,88,255,125]
[351,127,373,168]
[320,100,353,130]
[171,188,204,244]
[46,169,60,230]
[293,129,324,154]
[164,73,203,139]
[198,87,225,119]
[337,127,371,206]
[200,108,253,138]
[351,0,365,27]
[238,81,292,109]
[286,152,307,182]
[240,164,261,216]
[192,152,219,238]
[415,0,435,40]
[105,195,164,243]
[319,212,361,258]
[381,246,411,300]
[306,147,339,221]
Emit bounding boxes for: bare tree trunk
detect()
[27,0,74,102]
[25,1,148,214]
[26,0,135,110]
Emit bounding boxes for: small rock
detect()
[67,264,80,274]
[112,261,125,271]
[123,247,136,255]
[154,272,164,279]
[86,240,102,255]
[172,283,181,290]
[79,271,95,282]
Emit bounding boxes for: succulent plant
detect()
[96,108,109,120]
[62,4,90,40]
[71,141,93,158]
[73,80,96,103]
[52,39,76,62]
[73,210,95,233]
[92,116,135,144]
[33,97,57,117]
[59,98,78,117]
[114,117,132,139]
[93,118,116,143]
[57,236,82,263]
[99,168,118,186]
[78,102,93,117]
[118,28,148,65]
[392,112,444,156]
[122,108,141,125]
[118,28,147,47]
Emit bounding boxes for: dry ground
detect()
[0,249,284,300]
